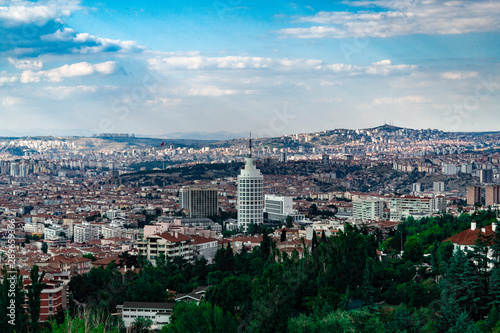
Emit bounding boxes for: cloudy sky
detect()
[1,0,500,137]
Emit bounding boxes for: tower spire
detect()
[249,132,252,158]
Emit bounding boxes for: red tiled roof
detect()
[444,225,496,246]
[156,232,192,243]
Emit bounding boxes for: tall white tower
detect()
[237,134,263,232]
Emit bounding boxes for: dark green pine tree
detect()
[490,266,500,307]
[361,261,375,311]
[27,265,46,333]
[0,267,28,333]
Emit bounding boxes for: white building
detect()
[389,195,446,221]
[352,199,384,221]
[264,194,304,222]
[237,138,264,232]
[73,222,99,243]
[119,302,173,330]
[443,164,457,175]
[44,226,68,240]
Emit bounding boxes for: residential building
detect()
[237,138,264,232]
[180,185,218,218]
[444,221,498,270]
[433,181,445,193]
[467,186,482,206]
[137,231,195,265]
[389,196,445,221]
[189,235,218,264]
[352,199,384,221]
[485,185,500,207]
[480,169,494,184]
[73,222,99,243]
[443,164,457,175]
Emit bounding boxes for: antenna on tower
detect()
[249,132,252,158]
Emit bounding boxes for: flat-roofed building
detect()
[180,185,218,218]
[352,199,384,221]
[467,186,482,206]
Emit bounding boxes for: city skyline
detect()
[1,0,500,137]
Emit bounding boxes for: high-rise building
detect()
[10,162,19,177]
[322,154,329,165]
[352,199,384,221]
[237,136,263,232]
[443,164,457,175]
[467,186,482,206]
[480,169,494,184]
[412,183,422,193]
[179,185,218,218]
[19,163,28,177]
[280,151,287,163]
[485,185,500,206]
[433,181,445,193]
[461,163,473,174]
[73,222,99,243]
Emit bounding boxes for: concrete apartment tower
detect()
[237,134,264,233]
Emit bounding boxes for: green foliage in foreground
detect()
[59,211,500,333]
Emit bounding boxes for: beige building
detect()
[180,185,218,218]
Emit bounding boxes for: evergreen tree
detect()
[27,265,46,333]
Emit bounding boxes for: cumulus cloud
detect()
[0,74,18,85]
[0,1,144,56]
[148,56,323,71]
[0,0,80,27]
[279,0,500,38]
[20,61,119,83]
[8,57,43,70]
[148,56,416,76]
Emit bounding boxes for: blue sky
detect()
[1,0,500,137]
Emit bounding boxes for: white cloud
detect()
[187,86,238,97]
[0,0,81,27]
[372,95,431,106]
[8,57,43,70]
[20,61,119,83]
[145,97,182,107]
[440,71,479,80]
[40,27,76,41]
[148,56,323,71]
[279,0,500,38]
[148,55,416,76]
[0,74,18,85]
[2,96,22,106]
[43,85,98,98]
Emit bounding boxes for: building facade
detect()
[389,196,445,221]
[352,199,384,221]
[485,185,500,207]
[467,186,482,206]
[180,185,218,218]
[137,232,195,265]
[237,140,264,232]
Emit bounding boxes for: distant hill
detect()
[366,124,403,132]
[158,131,248,140]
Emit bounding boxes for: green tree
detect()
[130,316,153,333]
[27,265,46,333]
[41,242,48,254]
[286,216,294,228]
[166,301,237,333]
[0,267,27,333]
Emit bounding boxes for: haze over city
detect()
[1,0,500,137]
